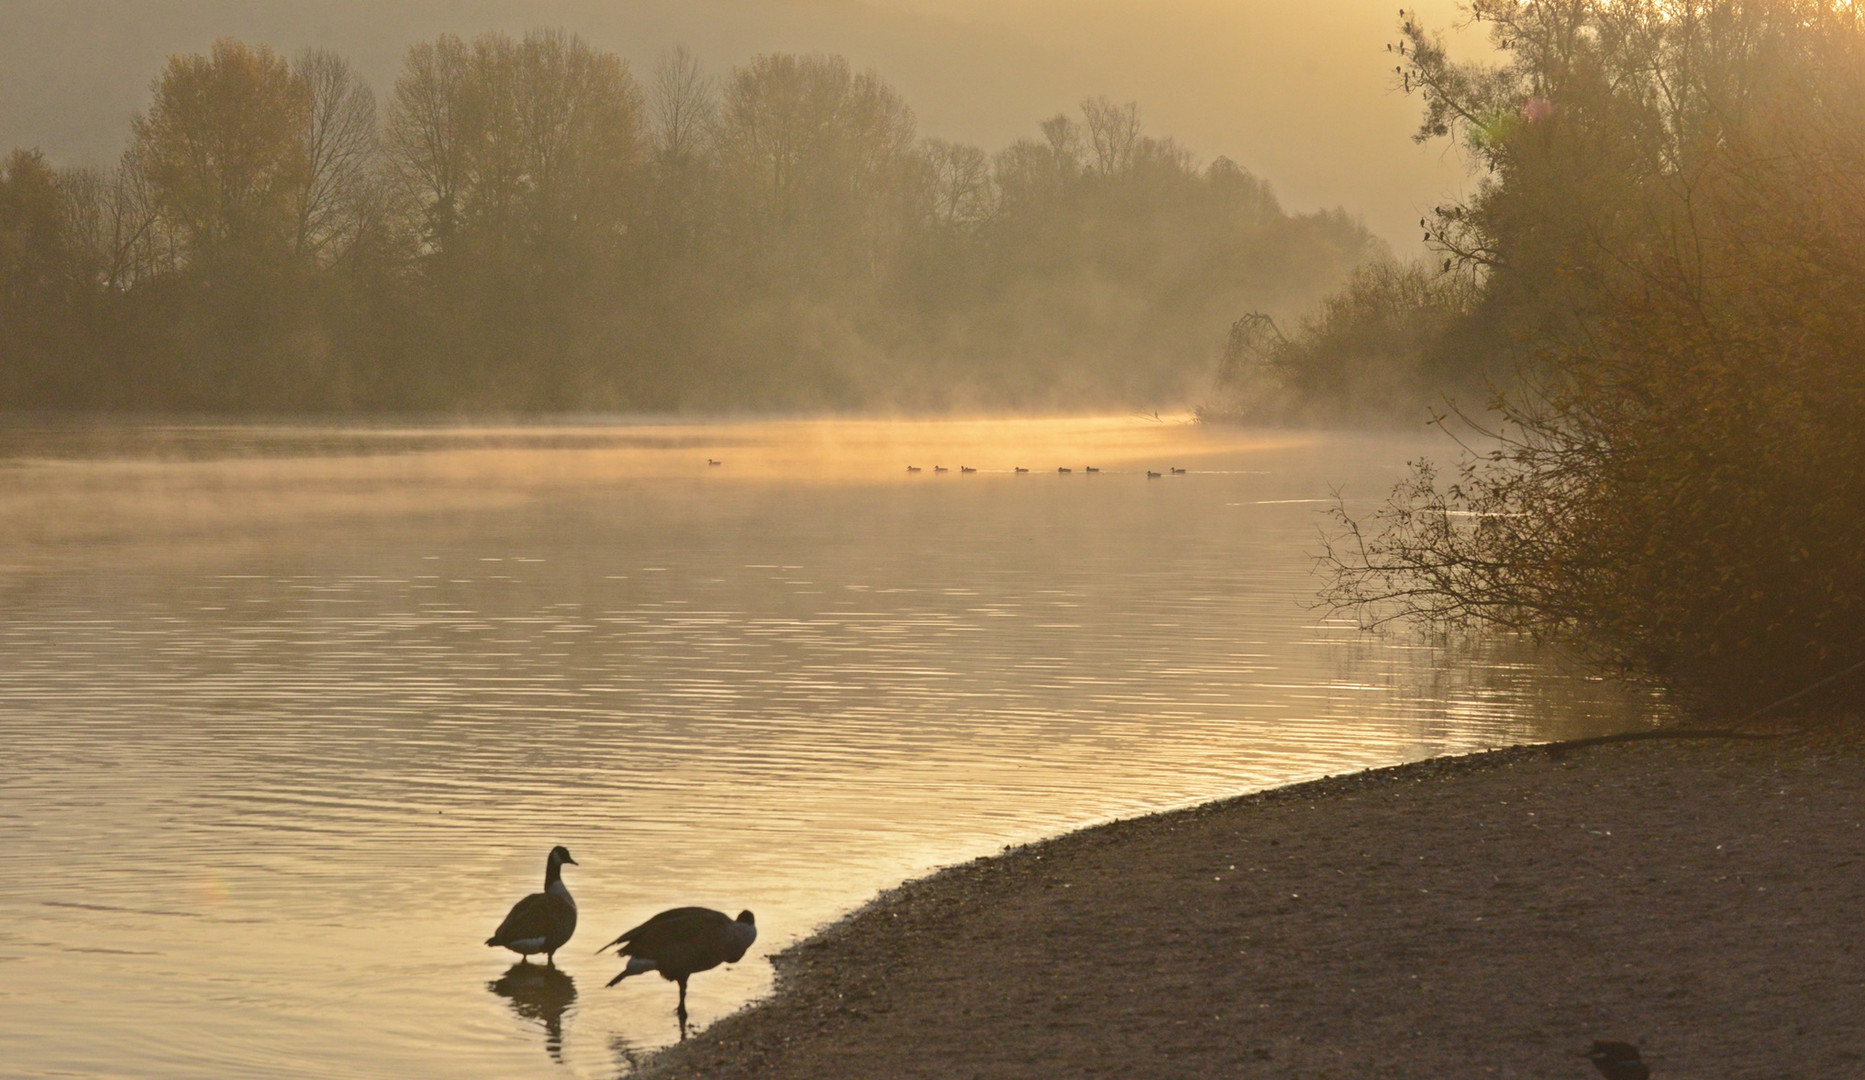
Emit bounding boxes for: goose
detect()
[960,466,976,473]
[599,907,757,1021]
[1084,466,1099,474]
[906,465,922,473]
[707,459,722,466]
[1146,470,1162,479]
[933,465,949,473]
[1014,467,1029,473]
[1170,467,1186,474]
[1057,467,1072,474]
[486,846,578,964]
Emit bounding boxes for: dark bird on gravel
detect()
[1583,1041,1650,1080]
[486,846,578,964]
[599,907,758,1023]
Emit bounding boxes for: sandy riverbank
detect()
[644,731,1865,1078]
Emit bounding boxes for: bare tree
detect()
[1081,97,1141,175]
[650,45,715,167]
[388,30,641,255]
[385,33,472,250]
[1038,112,1083,164]
[919,138,992,229]
[716,54,915,241]
[106,147,175,286]
[515,29,642,238]
[293,47,379,267]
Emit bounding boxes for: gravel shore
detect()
[645,731,1865,1078]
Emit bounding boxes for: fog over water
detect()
[0,419,1657,1077]
[0,0,1484,248]
[2,0,1852,1071]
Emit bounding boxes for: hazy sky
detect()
[0,0,1486,249]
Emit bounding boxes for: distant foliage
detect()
[1324,0,1865,717]
[1199,258,1478,424]
[0,36,1377,413]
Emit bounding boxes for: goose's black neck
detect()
[544,856,563,889]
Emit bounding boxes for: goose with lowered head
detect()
[598,907,757,1021]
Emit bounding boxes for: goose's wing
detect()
[488,891,573,947]
[596,906,728,955]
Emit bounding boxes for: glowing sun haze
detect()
[0,0,1483,249]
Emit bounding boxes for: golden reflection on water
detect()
[0,416,1296,576]
[0,418,1653,1078]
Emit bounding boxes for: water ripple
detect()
[0,421,1654,1079]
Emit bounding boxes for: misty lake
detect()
[0,417,1654,1078]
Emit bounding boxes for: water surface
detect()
[0,418,1654,1078]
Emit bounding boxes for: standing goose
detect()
[598,907,757,1022]
[486,846,579,964]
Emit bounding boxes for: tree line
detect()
[1318,0,1865,718]
[0,33,1378,413]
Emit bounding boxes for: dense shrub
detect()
[1199,257,1480,424]
[1323,0,1865,717]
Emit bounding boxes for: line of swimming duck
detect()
[487,846,757,1024]
[707,458,1189,476]
[902,465,1190,475]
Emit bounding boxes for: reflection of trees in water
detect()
[1319,624,1670,748]
[488,962,576,1064]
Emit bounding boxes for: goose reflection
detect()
[489,961,576,1063]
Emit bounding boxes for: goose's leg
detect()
[676,976,689,1022]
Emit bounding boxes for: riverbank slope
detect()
[646,732,1865,1078]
